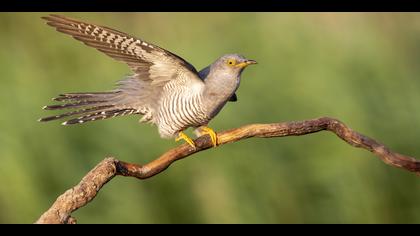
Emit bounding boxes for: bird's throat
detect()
[202,76,240,119]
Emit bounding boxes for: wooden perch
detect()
[35,117,420,224]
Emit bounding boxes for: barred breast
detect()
[156,79,209,139]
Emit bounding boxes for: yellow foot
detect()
[199,126,218,147]
[176,131,196,149]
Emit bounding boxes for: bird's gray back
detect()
[198,65,211,80]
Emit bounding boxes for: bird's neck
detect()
[202,73,240,119]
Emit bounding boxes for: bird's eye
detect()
[227,59,236,66]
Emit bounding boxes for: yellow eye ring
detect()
[227,59,236,66]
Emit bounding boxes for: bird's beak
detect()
[236,59,257,68]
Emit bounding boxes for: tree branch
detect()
[35,117,420,224]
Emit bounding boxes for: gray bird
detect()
[39,15,257,148]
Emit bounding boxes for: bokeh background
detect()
[1,13,420,223]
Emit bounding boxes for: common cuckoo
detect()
[39,15,257,148]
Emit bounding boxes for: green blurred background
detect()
[1,13,420,223]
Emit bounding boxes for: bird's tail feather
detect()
[38,91,140,125]
[52,92,117,102]
[62,108,139,125]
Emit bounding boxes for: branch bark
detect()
[35,117,420,224]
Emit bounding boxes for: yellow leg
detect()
[199,126,218,147]
[176,131,196,149]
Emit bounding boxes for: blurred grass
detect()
[1,12,420,223]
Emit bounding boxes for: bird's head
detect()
[213,54,257,76]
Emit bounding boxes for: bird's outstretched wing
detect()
[42,15,200,83]
[40,15,204,125]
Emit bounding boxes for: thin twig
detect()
[35,117,420,224]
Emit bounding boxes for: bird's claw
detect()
[199,126,218,147]
[176,131,196,149]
